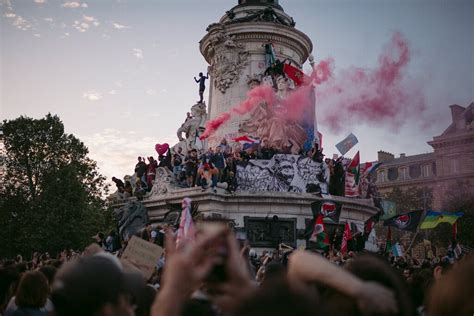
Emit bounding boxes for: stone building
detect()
[375,103,474,209]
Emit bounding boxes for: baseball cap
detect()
[51,253,147,316]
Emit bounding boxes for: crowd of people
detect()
[1,223,473,316]
[109,138,359,200]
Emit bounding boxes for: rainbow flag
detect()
[420,211,464,229]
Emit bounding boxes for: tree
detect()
[0,114,111,257]
[383,186,433,212]
[378,186,433,247]
[440,180,474,247]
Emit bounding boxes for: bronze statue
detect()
[194,72,209,103]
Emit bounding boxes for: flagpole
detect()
[406,208,427,254]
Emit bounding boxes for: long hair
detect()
[15,271,48,309]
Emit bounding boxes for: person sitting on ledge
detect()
[197,162,218,193]
[111,177,125,197]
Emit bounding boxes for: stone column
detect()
[199,2,313,147]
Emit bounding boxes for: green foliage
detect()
[0,114,111,257]
[383,186,433,212]
[381,186,433,245]
[381,183,474,247]
[442,180,474,247]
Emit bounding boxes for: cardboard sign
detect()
[121,236,163,279]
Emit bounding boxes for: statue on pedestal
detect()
[175,102,207,154]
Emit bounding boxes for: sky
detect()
[1,0,473,184]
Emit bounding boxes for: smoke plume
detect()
[200,32,425,139]
[316,32,426,132]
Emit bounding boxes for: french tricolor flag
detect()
[233,135,260,150]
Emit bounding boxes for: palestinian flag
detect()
[341,222,352,255]
[345,151,360,197]
[309,214,330,250]
[348,151,360,184]
[383,210,424,232]
[420,211,464,229]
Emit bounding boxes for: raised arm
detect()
[194,77,199,83]
[288,250,398,315]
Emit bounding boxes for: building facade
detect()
[376,103,474,209]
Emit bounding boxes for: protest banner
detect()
[121,235,163,279]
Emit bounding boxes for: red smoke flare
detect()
[199,32,424,140]
[317,32,426,132]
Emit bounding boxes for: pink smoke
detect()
[199,32,423,139]
[316,32,426,132]
[200,59,334,140]
[200,85,275,139]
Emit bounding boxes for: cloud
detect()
[72,15,99,32]
[33,33,41,37]
[114,80,123,88]
[82,15,99,26]
[12,15,32,31]
[145,89,156,95]
[61,1,87,8]
[34,0,46,4]
[3,12,16,18]
[82,91,103,101]
[132,48,143,59]
[112,22,129,30]
[82,129,175,184]
[108,90,116,95]
[44,17,53,22]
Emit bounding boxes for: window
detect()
[399,168,408,180]
[422,164,430,177]
[451,159,459,174]
[378,170,386,183]
[388,168,398,181]
[409,164,421,178]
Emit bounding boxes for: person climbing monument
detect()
[194,72,209,103]
[263,41,276,68]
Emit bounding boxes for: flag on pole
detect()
[345,151,360,197]
[392,242,404,257]
[385,227,392,254]
[283,63,308,86]
[383,210,424,232]
[335,133,359,156]
[232,135,260,151]
[176,198,196,248]
[419,211,464,229]
[452,221,458,242]
[311,200,342,224]
[380,200,397,220]
[341,222,352,255]
[309,214,330,250]
[364,228,379,252]
[361,161,382,177]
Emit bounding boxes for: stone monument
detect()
[113,0,380,251]
[200,0,313,148]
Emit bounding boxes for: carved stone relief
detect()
[207,24,249,93]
